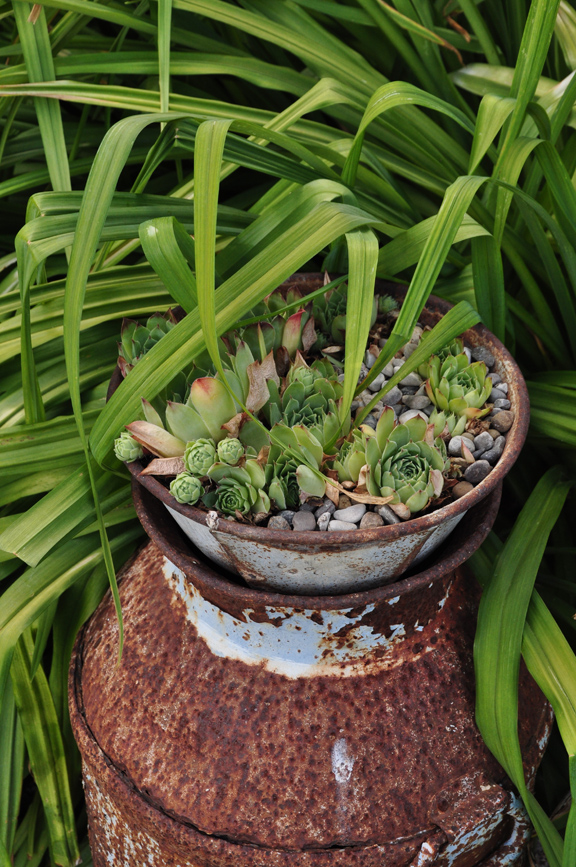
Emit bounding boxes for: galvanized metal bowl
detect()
[118,277,529,595]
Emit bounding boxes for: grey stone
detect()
[494,399,511,410]
[384,385,402,405]
[473,431,494,453]
[383,363,395,377]
[368,373,385,392]
[494,435,506,453]
[378,338,388,348]
[268,515,291,531]
[448,436,464,457]
[489,388,506,402]
[279,510,295,526]
[482,447,501,466]
[363,414,378,429]
[399,372,422,387]
[403,395,432,410]
[421,405,434,416]
[317,512,331,532]
[400,386,419,396]
[360,511,384,529]
[403,342,418,359]
[499,382,508,393]
[377,504,401,524]
[292,510,317,531]
[365,351,377,369]
[299,502,316,512]
[464,460,492,484]
[328,520,358,531]
[334,504,367,523]
[471,346,495,367]
[316,500,336,517]
[463,347,472,362]
[488,372,501,385]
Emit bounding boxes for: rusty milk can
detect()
[70,481,551,867]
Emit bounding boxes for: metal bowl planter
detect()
[70,481,551,867]
[121,277,529,596]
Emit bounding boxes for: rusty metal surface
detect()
[120,278,529,595]
[72,485,550,862]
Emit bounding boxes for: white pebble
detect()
[328,520,358,531]
[399,372,422,387]
[333,504,367,523]
[448,436,464,456]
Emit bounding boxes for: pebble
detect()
[383,363,395,377]
[403,395,431,410]
[499,382,508,394]
[378,338,387,348]
[473,431,494,453]
[461,431,475,442]
[368,374,385,392]
[403,342,419,359]
[482,447,502,466]
[292,511,317,531]
[378,504,401,524]
[463,347,472,362]
[268,515,291,530]
[448,436,464,456]
[365,351,377,369]
[360,512,384,529]
[299,502,316,512]
[453,481,474,499]
[488,373,501,385]
[328,520,358,531]
[338,494,353,509]
[384,385,402,405]
[317,512,331,531]
[464,460,492,484]
[363,414,378,429]
[471,346,494,367]
[398,409,428,424]
[334,504,367,523]
[279,510,295,526]
[494,435,506,453]
[491,410,514,433]
[488,429,500,439]
[489,388,506,402]
[494,399,511,410]
[315,502,335,519]
[421,405,434,416]
[399,372,422,387]
[401,386,419,396]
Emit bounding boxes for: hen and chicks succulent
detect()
[114,284,496,525]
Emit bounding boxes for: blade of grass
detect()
[474,466,573,867]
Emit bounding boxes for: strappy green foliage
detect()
[2,1,576,864]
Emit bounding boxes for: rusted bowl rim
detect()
[121,281,528,553]
[133,478,502,610]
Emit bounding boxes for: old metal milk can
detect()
[70,482,551,866]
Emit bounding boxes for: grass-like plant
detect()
[1,1,576,865]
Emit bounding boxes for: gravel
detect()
[473,431,494,453]
[471,346,495,366]
[448,436,464,456]
[453,481,474,499]
[491,410,514,432]
[268,515,291,530]
[464,460,492,484]
[328,520,358,531]
[378,504,401,524]
[360,512,384,529]
[292,511,317,531]
[317,512,331,531]
[334,504,366,523]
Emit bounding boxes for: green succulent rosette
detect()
[169,473,204,505]
[424,353,491,436]
[118,311,177,376]
[184,438,217,475]
[364,414,448,517]
[205,461,270,516]
[114,431,144,462]
[217,437,244,466]
[265,445,301,510]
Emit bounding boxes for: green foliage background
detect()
[2,1,576,864]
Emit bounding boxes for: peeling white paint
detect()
[165,559,447,678]
[331,739,355,784]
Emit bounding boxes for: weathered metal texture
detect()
[70,483,551,866]
[123,277,529,595]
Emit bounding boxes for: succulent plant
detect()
[264,357,345,447]
[169,473,204,505]
[363,412,448,517]
[183,438,217,475]
[113,431,144,462]
[417,335,464,379]
[217,437,244,466]
[265,423,326,509]
[117,311,178,377]
[424,353,492,436]
[204,461,270,516]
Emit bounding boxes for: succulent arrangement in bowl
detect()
[111,276,524,593]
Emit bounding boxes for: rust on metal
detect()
[71,483,551,865]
